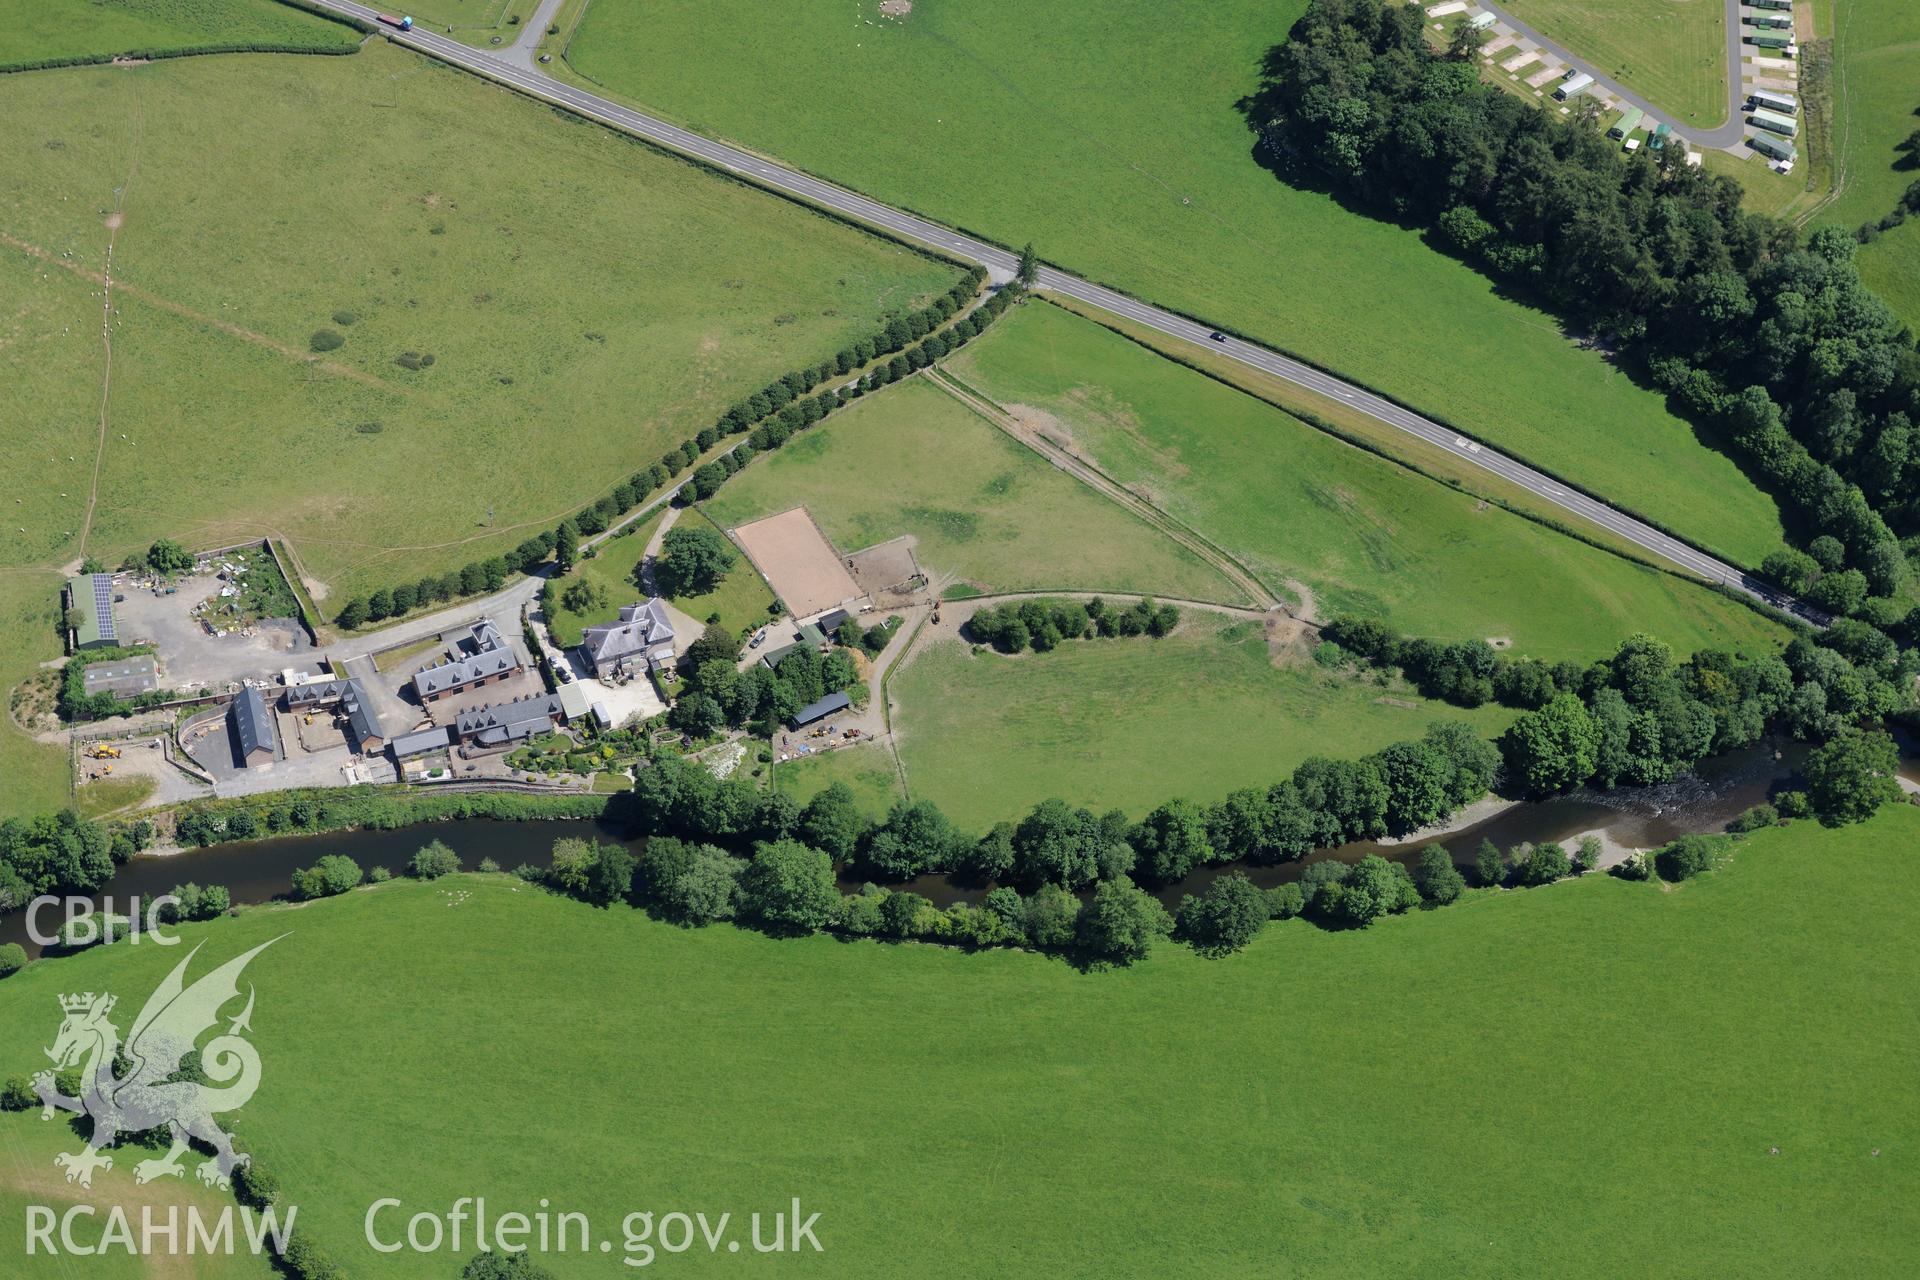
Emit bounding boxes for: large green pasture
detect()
[949,303,1787,662]
[567,0,1785,566]
[1497,0,1726,125]
[2,807,1914,1275]
[0,0,358,69]
[1823,0,1920,326]
[702,377,1239,602]
[0,41,953,600]
[893,610,1515,829]
[1817,0,1920,229]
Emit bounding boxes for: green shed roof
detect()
[67,574,117,648]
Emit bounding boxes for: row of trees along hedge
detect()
[683,275,1023,504]
[1249,0,1920,623]
[0,41,358,75]
[167,786,610,850]
[332,267,995,630]
[1328,619,1913,818]
[0,812,153,917]
[630,716,1499,888]
[967,597,1180,653]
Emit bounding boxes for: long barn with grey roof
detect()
[230,686,276,764]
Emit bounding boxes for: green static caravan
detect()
[1467,10,1496,30]
[1649,122,1673,151]
[1749,108,1798,137]
[1608,106,1645,139]
[1750,131,1796,163]
[1749,88,1798,115]
[1745,13,1793,28]
[1750,0,1791,10]
[1747,34,1796,53]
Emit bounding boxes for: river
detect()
[10,734,1917,953]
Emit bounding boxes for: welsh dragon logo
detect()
[34,938,282,1191]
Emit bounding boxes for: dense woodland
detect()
[1247,0,1920,621]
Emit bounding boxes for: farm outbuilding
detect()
[65,574,119,650]
[789,691,851,729]
[231,686,276,764]
[81,656,158,699]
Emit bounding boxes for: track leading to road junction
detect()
[309,1,1814,625]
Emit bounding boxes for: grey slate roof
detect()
[789,690,851,728]
[816,609,852,634]
[412,619,519,700]
[285,677,382,749]
[581,600,675,670]
[390,725,453,758]
[231,686,275,759]
[82,656,158,697]
[454,692,567,746]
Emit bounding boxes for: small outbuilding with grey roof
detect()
[390,725,454,760]
[82,656,159,699]
[230,686,277,764]
[789,690,850,729]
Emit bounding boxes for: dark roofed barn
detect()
[789,690,850,729]
[231,686,276,764]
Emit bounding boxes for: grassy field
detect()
[71,773,156,820]
[565,0,1786,567]
[703,377,1241,603]
[1820,0,1920,325]
[0,41,953,599]
[0,0,358,69]
[1815,0,1920,229]
[1,1115,275,1279]
[892,610,1515,828]
[1858,218,1920,329]
[543,508,778,647]
[773,740,904,819]
[948,303,1788,662]
[1497,0,1726,125]
[0,573,73,819]
[399,0,543,51]
[2,808,1915,1275]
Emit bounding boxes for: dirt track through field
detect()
[923,367,1277,610]
[0,230,414,399]
[75,81,144,559]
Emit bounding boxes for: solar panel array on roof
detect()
[92,576,118,643]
